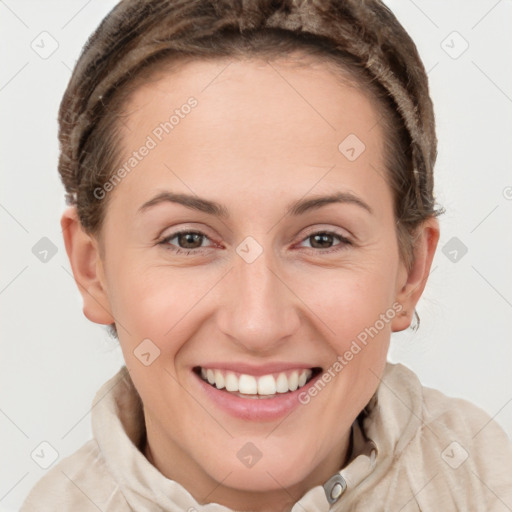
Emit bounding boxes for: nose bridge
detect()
[217,242,300,352]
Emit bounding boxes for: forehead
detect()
[110,56,391,217]
[123,55,381,139]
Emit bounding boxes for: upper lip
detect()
[195,362,321,376]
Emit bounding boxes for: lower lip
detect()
[193,370,321,421]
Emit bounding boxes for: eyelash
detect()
[157,229,352,256]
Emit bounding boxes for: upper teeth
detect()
[200,368,313,395]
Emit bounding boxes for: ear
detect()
[392,217,440,332]
[61,206,115,325]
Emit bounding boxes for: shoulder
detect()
[382,363,512,510]
[415,367,512,465]
[380,362,511,447]
[20,439,129,512]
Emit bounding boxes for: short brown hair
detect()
[59,0,441,282]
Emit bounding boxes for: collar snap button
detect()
[323,474,347,505]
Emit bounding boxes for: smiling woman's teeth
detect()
[200,368,313,396]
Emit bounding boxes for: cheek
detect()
[307,264,397,340]
[323,269,396,394]
[105,260,207,350]
[303,266,397,406]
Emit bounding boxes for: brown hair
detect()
[59,0,441,332]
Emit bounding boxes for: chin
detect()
[200,443,317,493]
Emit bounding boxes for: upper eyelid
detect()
[157,217,353,239]
[301,225,351,238]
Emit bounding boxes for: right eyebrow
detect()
[138,191,230,219]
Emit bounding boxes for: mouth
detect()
[193,366,323,399]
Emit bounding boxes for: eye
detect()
[298,231,352,253]
[158,230,214,255]
[157,229,352,256]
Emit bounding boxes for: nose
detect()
[216,245,301,354]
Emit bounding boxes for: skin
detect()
[61,55,439,512]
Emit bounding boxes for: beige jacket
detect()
[20,362,512,511]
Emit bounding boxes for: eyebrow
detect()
[138,190,373,218]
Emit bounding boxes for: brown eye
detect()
[299,231,352,252]
[176,232,204,249]
[309,233,336,249]
[159,230,214,254]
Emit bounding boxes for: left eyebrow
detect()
[286,191,373,216]
[137,190,373,218]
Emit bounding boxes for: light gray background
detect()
[1,1,511,510]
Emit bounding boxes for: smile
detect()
[194,366,322,399]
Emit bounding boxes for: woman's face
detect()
[85,56,424,506]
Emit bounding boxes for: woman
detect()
[21,0,512,510]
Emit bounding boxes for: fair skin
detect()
[61,55,439,512]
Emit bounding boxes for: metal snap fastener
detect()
[331,482,343,500]
[323,474,347,505]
